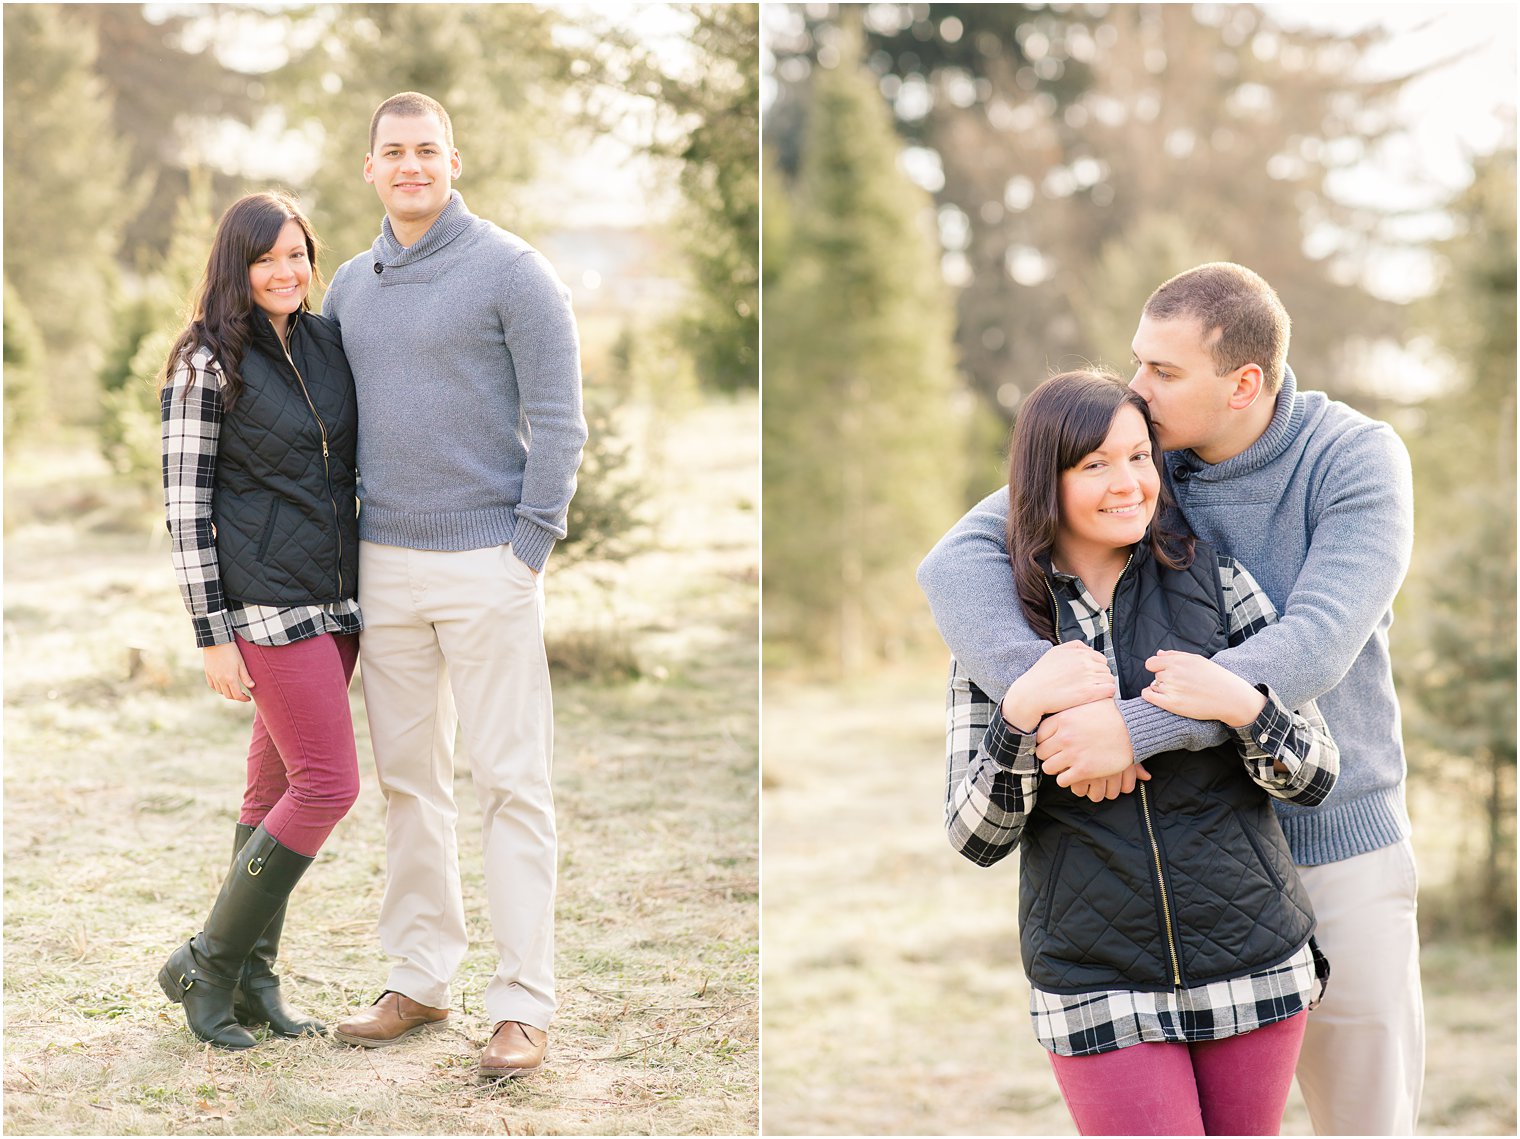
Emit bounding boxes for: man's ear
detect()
[363,154,376,185]
[1228,363,1266,410]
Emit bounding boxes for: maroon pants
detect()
[1047,1011,1308,1135]
[235,632,360,857]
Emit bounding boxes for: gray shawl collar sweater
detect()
[323,191,586,571]
[919,367,1415,865]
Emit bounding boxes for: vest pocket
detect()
[1236,808,1286,891]
[1031,830,1072,930]
[255,499,283,562]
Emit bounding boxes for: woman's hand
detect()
[1000,640,1115,730]
[1068,763,1152,803]
[202,641,255,703]
[1142,649,1266,727]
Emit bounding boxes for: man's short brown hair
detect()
[369,91,454,153]
[1143,262,1291,393]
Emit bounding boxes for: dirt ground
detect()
[3,393,759,1136]
[760,663,1517,1136]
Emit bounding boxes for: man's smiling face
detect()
[364,111,461,233]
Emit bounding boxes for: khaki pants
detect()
[358,540,556,1029]
[1295,837,1424,1135]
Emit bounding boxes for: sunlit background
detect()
[5,3,758,476]
[760,4,1515,1134]
[4,6,760,1133]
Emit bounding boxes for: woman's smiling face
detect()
[1055,404,1160,564]
[247,219,311,328]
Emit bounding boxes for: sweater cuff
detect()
[1121,696,1230,760]
[510,520,558,573]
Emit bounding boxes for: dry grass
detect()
[2,394,759,1136]
[760,663,1517,1136]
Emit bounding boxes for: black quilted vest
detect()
[1017,541,1316,993]
[211,310,359,606]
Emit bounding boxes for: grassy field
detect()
[761,662,1517,1136]
[2,392,759,1136]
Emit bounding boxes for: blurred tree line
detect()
[1399,146,1516,937]
[768,3,1422,448]
[763,3,1514,936]
[3,2,759,566]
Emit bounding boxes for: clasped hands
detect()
[1003,642,1235,802]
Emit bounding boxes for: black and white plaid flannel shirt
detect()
[162,348,362,649]
[943,553,1335,1056]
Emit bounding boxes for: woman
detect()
[157,191,360,1050]
[944,371,1337,1135]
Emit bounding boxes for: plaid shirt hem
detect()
[163,348,362,650]
[1030,940,1325,1057]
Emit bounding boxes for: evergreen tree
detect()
[661,6,759,391]
[3,279,48,443]
[760,155,793,293]
[74,4,269,256]
[577,4,760,392]
[98,171,219,484]
[1399,147,1517,937]
[555,393,647,569]
[3,4,142,418]
[764,16,964,671]
[654,6,760,392]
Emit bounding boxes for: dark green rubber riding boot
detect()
[157,824,314,1049]
[228,822,325,1037]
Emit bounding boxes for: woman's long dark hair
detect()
[1006,370,1194,644]
[161,191,320,407]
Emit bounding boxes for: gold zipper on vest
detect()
[1047,552,1180,985]
[1109,553,1183,989]
[1138,781,1183,988]
[279,330,344,597]
[1098,551,1133,646]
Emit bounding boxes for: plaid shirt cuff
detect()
[192,611,236,648]
[1232,686,1338,805]
[1233,686,1298,778]
[982,710,1041,773]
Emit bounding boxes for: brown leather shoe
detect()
[331,991,449,1048]
[479,1020,547,1079]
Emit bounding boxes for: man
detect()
[918,263,1421,1134]
[321,91,587,1079]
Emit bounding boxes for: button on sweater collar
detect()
[375,190,474,267]
[1169,365,1306,483]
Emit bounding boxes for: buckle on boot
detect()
[247,855,265,876]
[180,972,194,991]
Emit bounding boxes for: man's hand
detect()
[1143,649,1266,727]
[1035,699,1134,786]
[1067,762,1151,802]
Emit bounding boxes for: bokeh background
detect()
[4,4,759,1134]
[760,3,1515,1134]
